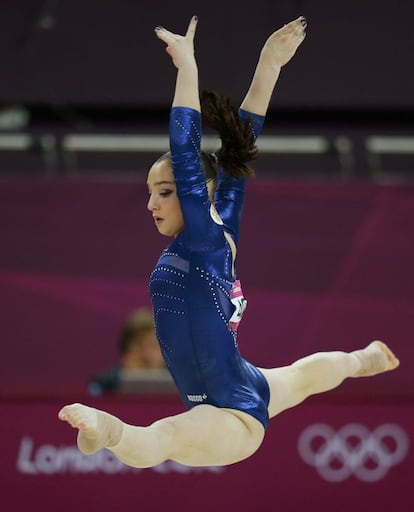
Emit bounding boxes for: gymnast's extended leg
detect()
[259,340,399,418]
[58,402,265,468]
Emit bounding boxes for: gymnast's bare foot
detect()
[58,403,123,455]
[58,402,97,436]
[352,341,400,377]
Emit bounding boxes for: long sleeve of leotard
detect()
[170,106,224,252]
[214,109,264,246]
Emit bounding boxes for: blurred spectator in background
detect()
[89,308,174,395]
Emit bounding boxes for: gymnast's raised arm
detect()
[155,16,200,111]
[155,17,224,251]
[214,17,307,243]
[240,16,306,116]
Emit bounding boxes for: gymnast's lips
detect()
[153,216,163,225]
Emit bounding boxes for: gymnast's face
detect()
[147,159,184,237]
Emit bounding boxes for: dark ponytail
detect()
[200,90,258,178]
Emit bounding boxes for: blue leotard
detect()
[149,106,270,429]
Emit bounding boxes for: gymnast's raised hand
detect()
[155,16,200,110]
[240,16,306,116]
[155,16,198,69]
[263,16,307,68]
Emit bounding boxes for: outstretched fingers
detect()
[261,15,307,67]
[185,15,198,40]
[284,16,307,33]
[154,26,175,45]
[282,17,306,41]
[154,16,199,69]
[154,15,198,45]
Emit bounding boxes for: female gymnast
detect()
[58,16,399,468]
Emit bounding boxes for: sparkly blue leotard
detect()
[149,106,270,429]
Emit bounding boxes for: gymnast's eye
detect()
[159,189,173,197]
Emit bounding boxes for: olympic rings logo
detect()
[298,423,409,482]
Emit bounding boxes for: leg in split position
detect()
[58,341,399,467]
[260,340,399,418]
[58,401,265,468]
